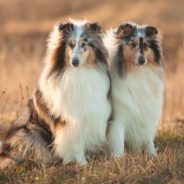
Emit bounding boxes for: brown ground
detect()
[0,0,184,183]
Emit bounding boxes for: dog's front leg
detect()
[107,119,125,157]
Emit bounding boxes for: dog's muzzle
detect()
[72,58,79,67]
[138,55,146,65]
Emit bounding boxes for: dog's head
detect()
[46,20,108,77]
[115,22,162,67]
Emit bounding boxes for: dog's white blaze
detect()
[137,29,145,38]
[74,24,84,39]
[70,24,87,66]
[39,64,111,164]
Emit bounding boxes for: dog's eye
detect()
[81,42,87,48]
[130,40,138,48]
[68,42,75,49]
[83,37,88,42]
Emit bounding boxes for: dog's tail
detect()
[0,100,54,170]
[0,122,54,169]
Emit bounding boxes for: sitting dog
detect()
[104,22,164,156]
[0,20,111,168]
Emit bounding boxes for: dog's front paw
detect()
[109,146,124,158]
[78,158,88,166]
[75,154,88,166]
[147,142,157,156]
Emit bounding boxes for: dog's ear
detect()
[145,26,158,37]
[116,23,135,39]
[58,22,74,32]
[86,22,101,33]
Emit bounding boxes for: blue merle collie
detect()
[0,20,111,168]
[104,22,164,156]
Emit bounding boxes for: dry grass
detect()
[0,0,184,183]
[0,129,183,184]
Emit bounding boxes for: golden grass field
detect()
[0,0,184,183]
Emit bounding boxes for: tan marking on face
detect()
[83,46,96,67]
[123,44,138,71]
[122,37,159,72]
[65,47,73,67]
[145,48,155,65]
[146,46,163,77]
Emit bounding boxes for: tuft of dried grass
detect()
[0,128,183,184]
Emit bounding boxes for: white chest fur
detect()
[112,66,163,125]
[39,65,111,164]
[108,66,164,156]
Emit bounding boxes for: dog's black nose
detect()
[138,55,145,65]
[72,59,79,67]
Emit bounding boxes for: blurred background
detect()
[0,0,184,131]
